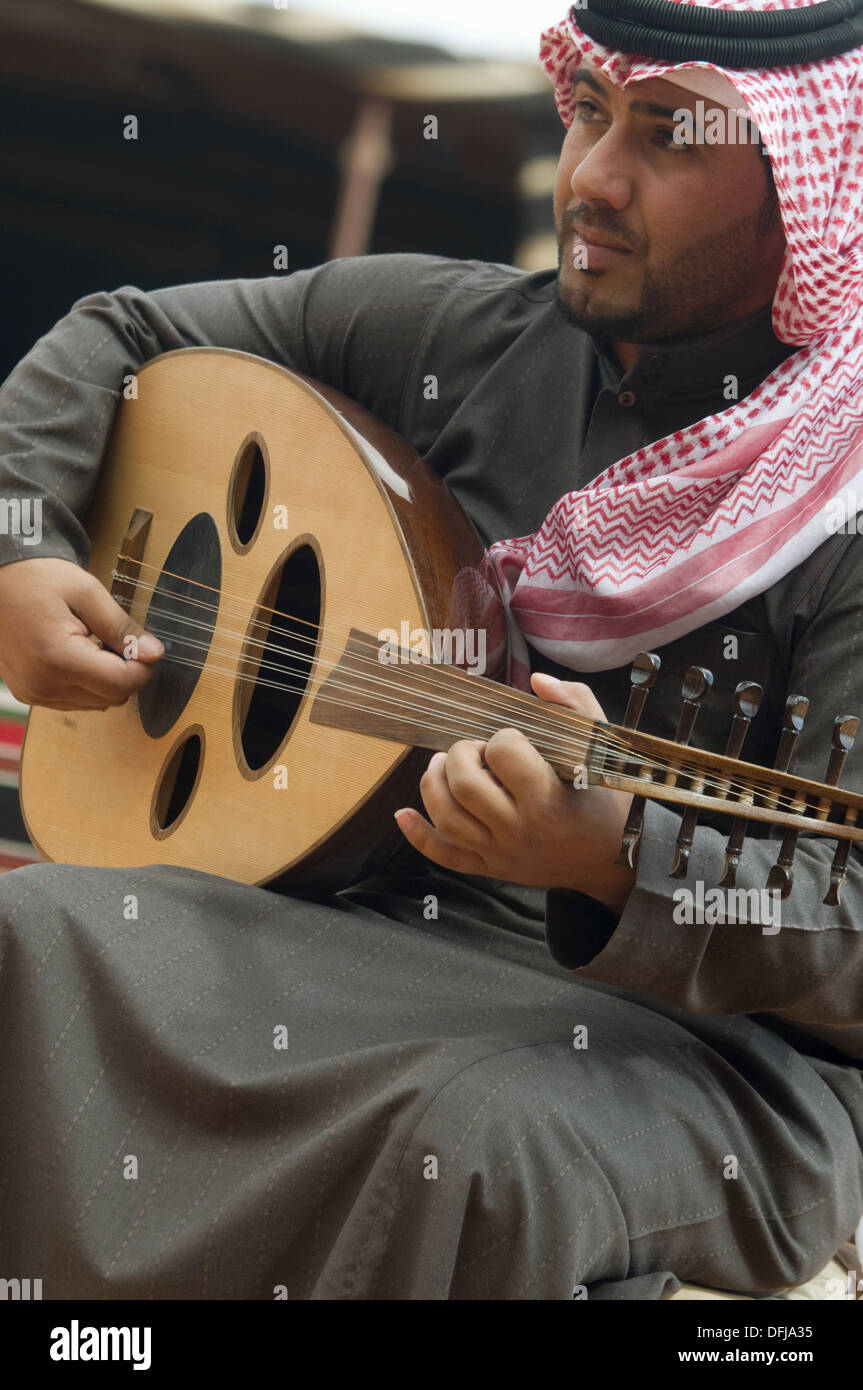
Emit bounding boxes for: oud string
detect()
[122,560,759,797]
[110,562,837,817]
[117,558,636,751]
[137,607,651,781]
[115,560,639,755]
[137,635,834,823]
[116,570,827,814]
[133,586,758,800]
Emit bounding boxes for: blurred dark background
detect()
[0,0,563,386]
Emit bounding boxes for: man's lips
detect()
[570,227,633,269]
[573,227,631,253]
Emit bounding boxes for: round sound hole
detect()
[236,540,322,774]
[138,513,221,740]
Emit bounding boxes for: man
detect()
[0,1,861,1300]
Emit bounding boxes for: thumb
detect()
[70,573,165,663]
[529,670,606,722]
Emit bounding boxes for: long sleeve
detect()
[0,253,478,570]
[544,529,863,1062]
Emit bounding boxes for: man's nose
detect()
[569,130,634,211]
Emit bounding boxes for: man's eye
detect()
[656,128,692,151]
[573,98,693,152]
[573,98,600,122]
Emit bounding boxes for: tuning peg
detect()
[614,653,660,869]
[618,664,712,871]
[622,651,661,728]
[758,695,810,899]
[776,695,810,763]
[675,666,714,743]
[821,716,860,906]
[655,665,712,877]
[671,680,763,879]
[725,682,765,753]
[714,683,763,887]
[721,693,808,889]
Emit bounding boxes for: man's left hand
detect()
[394,671,637,914]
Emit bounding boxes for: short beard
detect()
[553,184,783,347]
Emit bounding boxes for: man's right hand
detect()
[0,557,164,711]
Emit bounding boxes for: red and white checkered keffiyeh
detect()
[481,1,863,685]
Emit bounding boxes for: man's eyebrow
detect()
[571,65,695,124]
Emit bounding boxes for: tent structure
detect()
[0,0,563,385]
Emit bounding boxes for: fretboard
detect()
[309,630,863,845]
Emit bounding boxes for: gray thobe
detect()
[0,253,861,1299]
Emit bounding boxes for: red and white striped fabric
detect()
[482,1,863,683]
[0,681,39,873]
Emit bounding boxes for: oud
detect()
[19,350,862,905]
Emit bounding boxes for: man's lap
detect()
[0,861,860,1299]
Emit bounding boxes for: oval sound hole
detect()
[229,438,267,549]
[139,513,221,740]
[239,544,321,772]
[155,732,203,832]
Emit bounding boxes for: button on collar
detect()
[618,389,637,407]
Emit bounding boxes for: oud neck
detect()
[308,629,863,843]
[311,627,588,765]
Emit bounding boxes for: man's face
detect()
[553,64,787,349]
